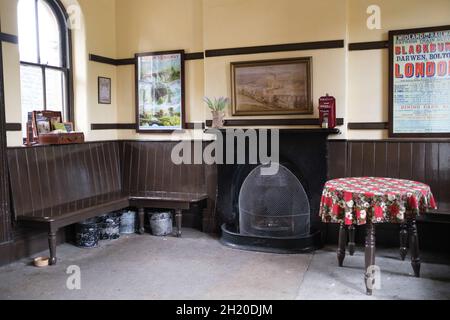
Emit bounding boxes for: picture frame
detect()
[98,77,112,104]
[389,25,450,138]
[63,122,74,132]
[231,57,313,116]
[135,50,185,133]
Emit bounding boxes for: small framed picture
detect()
[98,77,112,104]
[63,122,74,132]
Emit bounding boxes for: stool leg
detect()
[408,218,421,277]
[348,225,356,256]
[138,208,145,235]
[337,222,346,267]
[48,231,57,265]
[365,221,376,296]
[175,209,182,238]
[399,223,408,261]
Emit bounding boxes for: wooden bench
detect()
[130,191,208,237]
[7,142,209,265]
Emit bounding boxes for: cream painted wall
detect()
[347,0,450,139]
[203,0,348,138]
[0,0,22,146]
[115,0,205,140]
[2,0,450,145]
[68,0,119,141]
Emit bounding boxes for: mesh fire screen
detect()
[239,164,310,238]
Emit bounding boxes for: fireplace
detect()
[216,129,336,253]
[239,164,310,238]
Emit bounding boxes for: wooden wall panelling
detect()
[424,143,440,206]
[373,142,388,177]
[327,141,347,179]
[398,142,413,179]
[386,142,400,178]
[438,143,450,212]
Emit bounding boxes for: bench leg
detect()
[348,225,356,256]
[138,208,145,235]
[175,209,182,238]
[364,221,376,296]
[48,232,57,265]
[337,222,346,267]
[408,218,421,278]
[399,223,408,261]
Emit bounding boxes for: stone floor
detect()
[0,229,449,300]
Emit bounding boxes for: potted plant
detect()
[204,97,229,128]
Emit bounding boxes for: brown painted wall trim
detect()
[348,41,389,51]
[116,58,136,65]
[89,54,118,66]
[90,52,205,66]
[91,123,135,130]
[185,52,205,60]
[5,123,22,132]
[206,118,345,127]
[91,123,205,130]
[347,122,389,130]
[0,32,18,44]
[205,40,345,58]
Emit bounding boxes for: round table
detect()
[319,177,437,295]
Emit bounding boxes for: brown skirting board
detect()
[347,122,389,130]
[205,118,345,127]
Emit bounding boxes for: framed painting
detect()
[231,57,313,116]
[98,77,111,104]
[135,50,185,133]
[389,25,450,138]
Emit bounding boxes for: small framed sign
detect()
[98,77,112,104]
[389,25,450,137]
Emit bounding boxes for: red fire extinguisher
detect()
[319,94,336,129]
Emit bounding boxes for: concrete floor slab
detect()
[0,229,449,300]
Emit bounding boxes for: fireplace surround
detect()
[216,129,338,253]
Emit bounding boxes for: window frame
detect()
[18,0,74,131]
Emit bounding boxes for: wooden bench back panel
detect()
[120,141,207,195]
[8,142,122,217]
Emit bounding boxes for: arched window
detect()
[17,0,72,137]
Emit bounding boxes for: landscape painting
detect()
[231,57,313,116]
[136,50,185,132]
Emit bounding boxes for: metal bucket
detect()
[120,210,136,234]
[75,218,99,248]
[98,212,121,240]
[149,211,173,236]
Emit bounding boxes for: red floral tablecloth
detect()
[320,177,437,225]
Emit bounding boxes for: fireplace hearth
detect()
[216,129,337,253]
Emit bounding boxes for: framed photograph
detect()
[98,77,111,104]
[135,50,185,133]
[231,57,313,116]
[389,25,450,137]
[63,122,74,132]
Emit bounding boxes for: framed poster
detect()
[98,77,111,104]
[135,50,185,133]
[389,25,450,137]
[231,57,313,116]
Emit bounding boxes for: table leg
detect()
[337,222,346,267]
[348,225,356,256]
[175,209,182,238]
[364,220,376,296]
[138,208,145,235]
[48,231,57,265]
[408,218,421,278]
[399,223,408,261]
